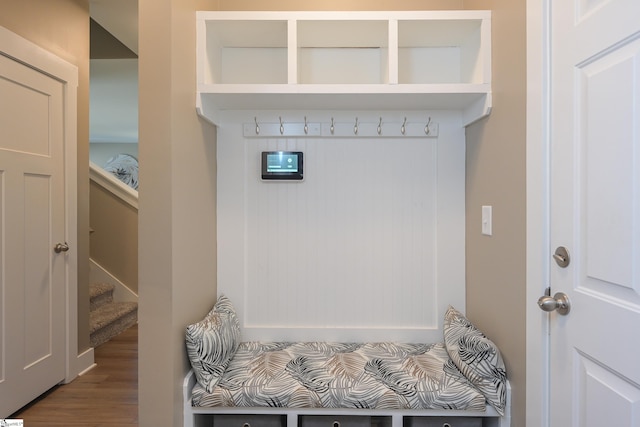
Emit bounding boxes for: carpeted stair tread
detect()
[89,282,115,299]
[90,301,137,334]
[89,283,115,311]
[90,300,137,348]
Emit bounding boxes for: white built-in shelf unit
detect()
[196,10,492,126]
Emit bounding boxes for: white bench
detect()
[183,370,511,427]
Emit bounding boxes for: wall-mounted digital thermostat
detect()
[261,151,303,181]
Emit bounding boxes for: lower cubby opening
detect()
[403,417,484,427]
[196,414,287,427]
[298,415,392,427]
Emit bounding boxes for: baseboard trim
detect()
[89,258,138,304]
[78,363,97,376]
[65,347,95,384]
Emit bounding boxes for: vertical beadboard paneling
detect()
[218,112,464,342]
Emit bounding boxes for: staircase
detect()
[89,283,138,347]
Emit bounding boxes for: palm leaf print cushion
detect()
[443,305,507,415]
[186,295,240,393]
[191,341,487,411]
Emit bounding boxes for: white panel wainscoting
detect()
[217,111,465,343]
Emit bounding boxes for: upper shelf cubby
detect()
[297,20,389,85]
[203,19,288,84]
[196,11,491,127]
[397,19,484,84]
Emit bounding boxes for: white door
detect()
[0,52,67,416]
[548,0,640,424]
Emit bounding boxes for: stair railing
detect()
[89,161,138,209]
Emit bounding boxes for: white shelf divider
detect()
[288,19,297,85]
[388,19,399,85]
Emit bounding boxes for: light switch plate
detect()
[482,205,492,236]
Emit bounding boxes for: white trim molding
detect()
[90,258,139,304]
[526,0,551,426]
[72,348,96,381]
[89,161,139,209]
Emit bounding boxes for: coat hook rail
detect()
[244,116,439,138]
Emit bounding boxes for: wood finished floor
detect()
[12,324,138,426]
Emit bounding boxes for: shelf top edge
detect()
[198,83,491,94]
[196,10,491,21]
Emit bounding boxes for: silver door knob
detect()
[54,242,69,253]
[537,292,571,315]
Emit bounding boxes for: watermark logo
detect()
[0,420,23,427]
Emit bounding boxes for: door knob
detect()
[54,242,69,253]
[537,292,571,315]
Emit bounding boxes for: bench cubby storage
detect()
[298,415,390,427]
[402,417,483,427]
[208,414,287,427]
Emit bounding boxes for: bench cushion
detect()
[443,306,507,416]
[186,295,241,393]
[192,341,487,411]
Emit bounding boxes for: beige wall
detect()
[138,1,526,426]
[89,180,138,293]
[463,0,527,425]
[138,1,218,425]
[0,0,91,353]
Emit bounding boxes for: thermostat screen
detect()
[267,152,299,172]
[262,151,303,180]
